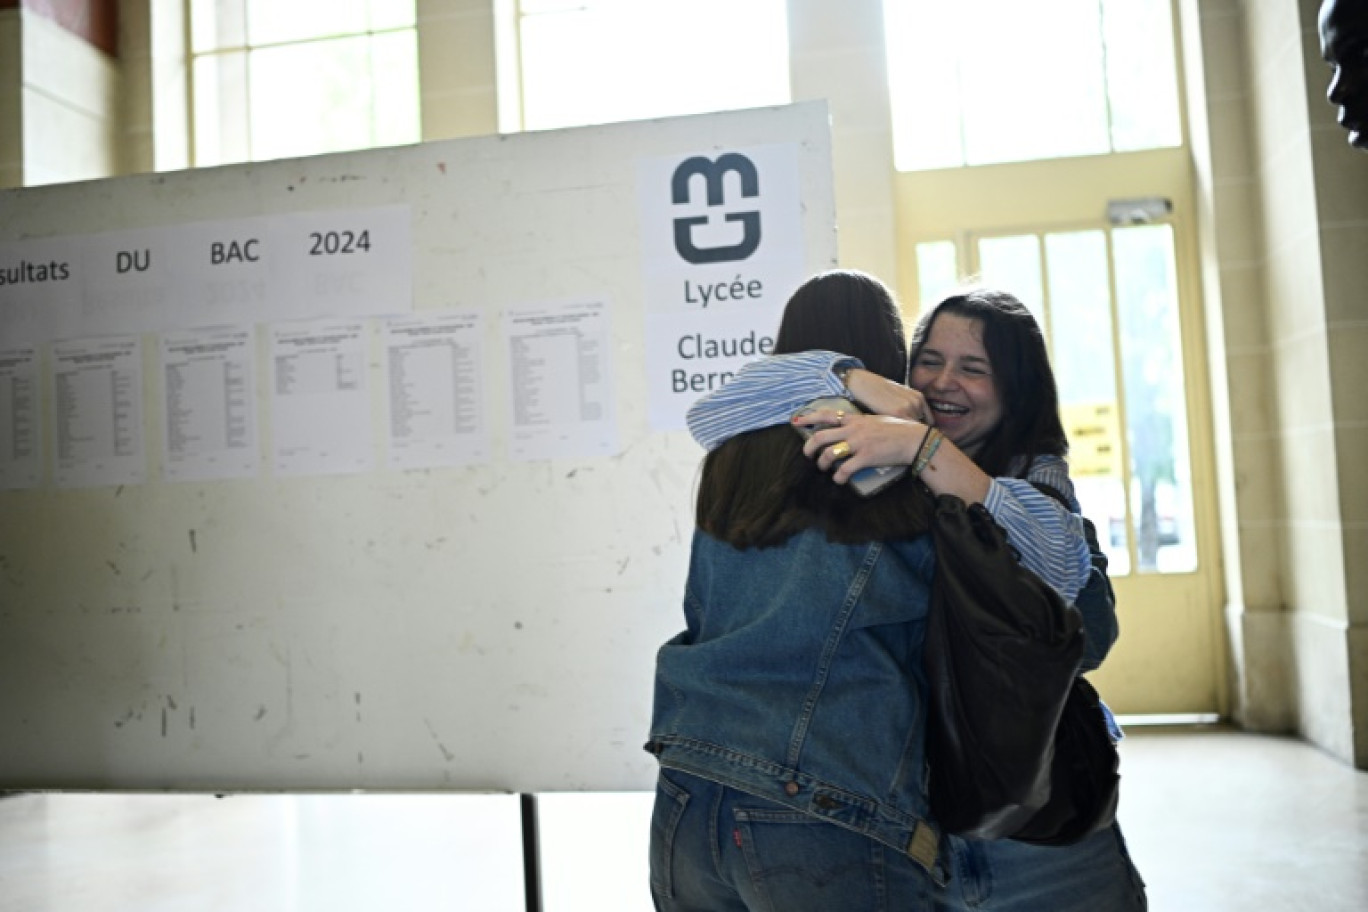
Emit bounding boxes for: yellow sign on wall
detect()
[1063,401,1122,477]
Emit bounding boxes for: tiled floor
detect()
[1118,728,1368,911]
[1,728,1365,911]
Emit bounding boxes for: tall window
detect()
[509,0,791,133]
[883,0,1182,170]
[915,224,1197,577]
[190,0,421,167]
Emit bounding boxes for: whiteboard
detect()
[0,103,837,790]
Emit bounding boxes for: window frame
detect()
[187,0,420,167]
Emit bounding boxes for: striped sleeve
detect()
[1022,454,1081,511]
[980,455,1091,602]
[685,351,859,451]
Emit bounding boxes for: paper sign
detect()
[0,346,41,489]
[269,320,374,476]
[51,335,146,489]
[0,236,84,345]
[384,312,489,470]
[637,144,807,430]
[1,205,412,345]
[1063,401,1123,477]
[503,299,617,462]
[160,326,259,482]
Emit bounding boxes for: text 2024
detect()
[309,230,372,256]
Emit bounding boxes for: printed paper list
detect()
[0,347,40,489]
[385,313,487,470]
[504,300,617,462]
[161,327,258,482]
[270,321,372,476]
[52,336,146,488]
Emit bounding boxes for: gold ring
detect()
[829,441,852,460]
[835,410,845,425]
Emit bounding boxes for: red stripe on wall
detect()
[7,0,118,58]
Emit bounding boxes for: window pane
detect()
[958,0,1109,165]
[197,1,415,50]
[191,0,246,53]
[519,0,789,131]
[1045,231,1114,403]
[369,0,418,32]
[519,8,617,131]
[372,31,421,147]
[977,234,1045,328]
[884,0,1181,170]
[521,0,585,12]
[884,1,963,172]
[915,241,960,313]
[249,38,379,162]
[1114,224,1195,573]
[1045,230,1130,574]
[247,0,370,45]
[1102,0,1181,151]
[193,51,250,167]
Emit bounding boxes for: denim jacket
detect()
[646,526,945,877]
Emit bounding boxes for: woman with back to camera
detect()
[646,273,1146,910]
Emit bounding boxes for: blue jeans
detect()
[649,770,1147,912]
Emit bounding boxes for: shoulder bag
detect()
[924,493,1119,845]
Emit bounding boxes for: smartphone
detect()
[793,397,909,497]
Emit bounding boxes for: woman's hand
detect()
[792,406,993,503]
[843,369,934,423]
[794,409,927,484]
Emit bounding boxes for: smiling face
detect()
[908,312,1004,458]
[1320,0,1368,150]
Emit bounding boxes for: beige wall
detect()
[3,0,1366,767]
[786,0,897,284]
[417,0,499,139]
[119,0,187,174]
[1180,0,1292,733]
[1183,0,1368,765]
[1,8,20,188]
[1302,0,1368,766]
[1,5,120,189]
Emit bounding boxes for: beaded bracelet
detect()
[912,422,934,462]
[912,428,944,476]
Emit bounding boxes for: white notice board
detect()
[0,103,837,791]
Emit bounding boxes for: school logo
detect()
[638,141,805,430]
[670,153,761,264]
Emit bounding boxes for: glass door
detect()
[916,223,1222,715]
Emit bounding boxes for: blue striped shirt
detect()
[685,351,1093,602]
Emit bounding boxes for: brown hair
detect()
[696,270,932,549]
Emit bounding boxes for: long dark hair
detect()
[909,288,1068,478]
[773,270,908,383]
[696,270,932,549]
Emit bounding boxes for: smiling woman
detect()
[908,311,1004,460]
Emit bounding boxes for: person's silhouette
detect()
[1319,0,1368,150]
